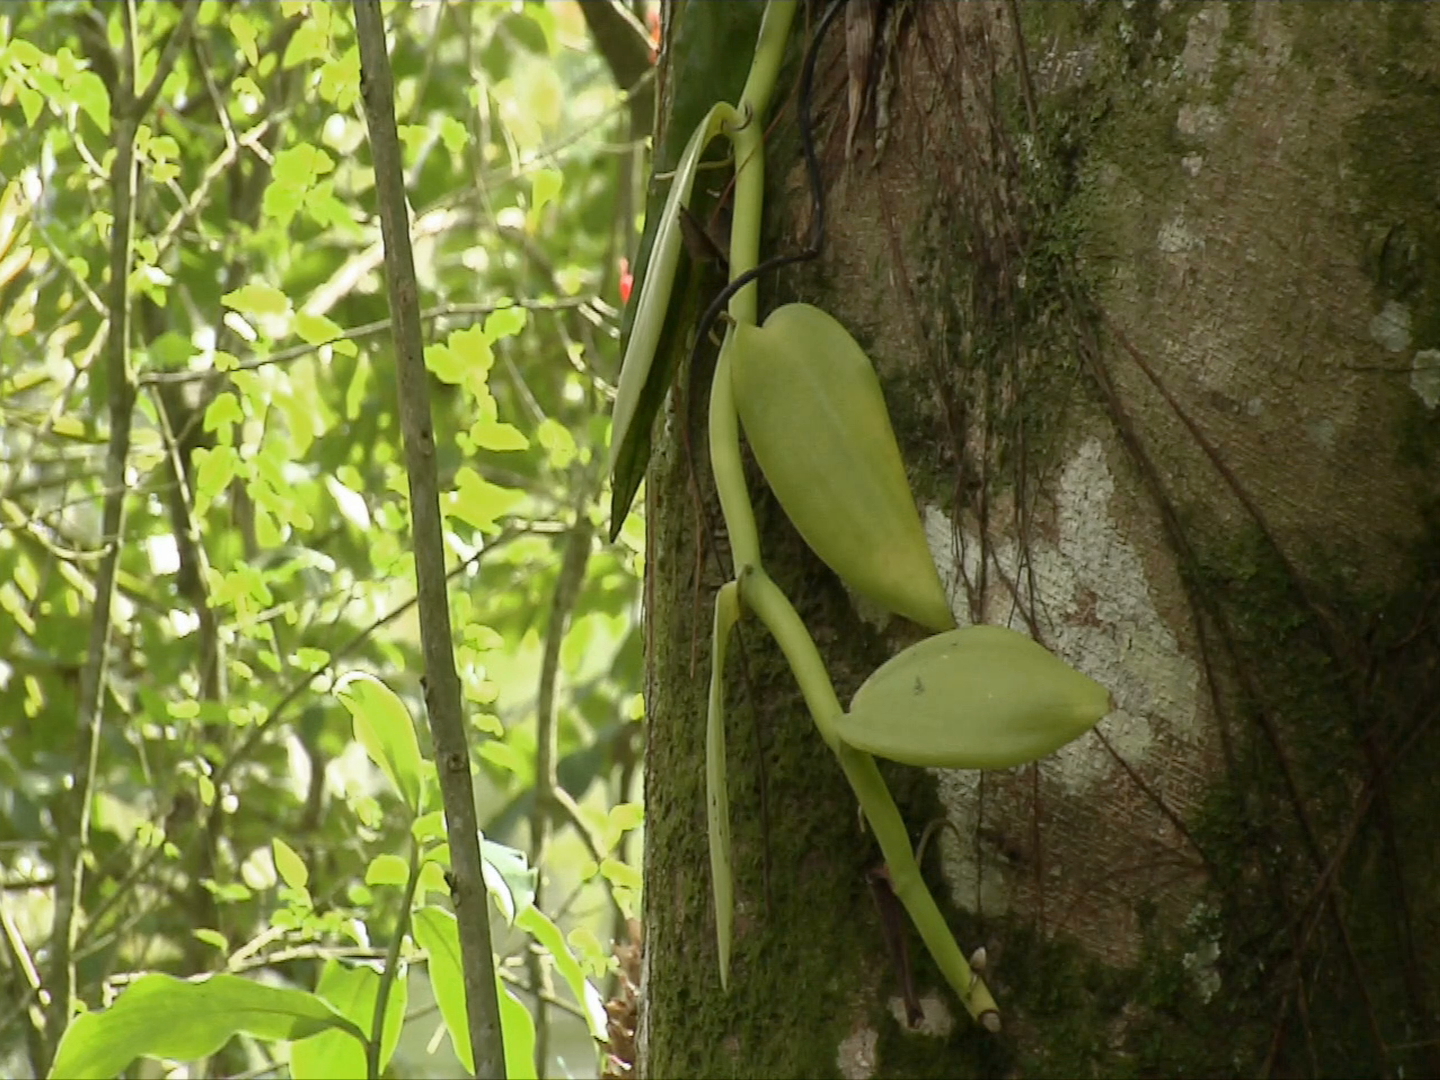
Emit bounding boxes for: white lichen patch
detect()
[1410,349,1440,410]
[1182,902,1223,1003]
[1178,3,1230,85]
[1157,214,1203,255]
[1369,300,1411,354]
[930,767,1012,916]
[934,439,1199,780]
[836,1026,878,1080]
[1175,102,1223,141]
[921,438,1202,914]
[1306,415,1337,450]
[888,994,955,1038]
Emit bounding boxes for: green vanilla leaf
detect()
[608,103,729,540]
[836,625,1113,769]
[730,304,955,631]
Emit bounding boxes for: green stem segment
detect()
[369,839,421,1078]
[739,568,1000,1025]
[709,334,760,570]
[709,0,796,570]
[703,0,1001,1031]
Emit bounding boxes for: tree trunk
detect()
[641,3,1440,1077]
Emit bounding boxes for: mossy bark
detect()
[640,3,1440,1077]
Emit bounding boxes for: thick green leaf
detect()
[336,674,424,812]
[483,837,537,919]
[607,103,728,540]
[47,973,363,1079]
[447,466,525,534]
[836,625,1114,768]
[221,282,290,317]
[413,908,540,1079]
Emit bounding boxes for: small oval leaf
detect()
[272,838,308,889]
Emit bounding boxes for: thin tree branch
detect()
[133,1,200,119]
[41,0,197,1067]
[369,843,421,1080]
[138,298,611,387]
[0,903,46,1071]
[352,3,506,1076]
[527,505,595,1078]
[208,528,523,798]
[42,0,152,1062]
[579,0,655,131]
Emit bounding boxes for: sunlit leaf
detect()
[608,802,644,840]
[469,420,529,452]
[515,905,608,1040]
[411,906,473,1073]
[336,674,424,812]
[230,10,260,67]
[446,467,523,534]
[530,168,562,221]
[273,838,308,889]
[449,323,496,372]
[222,283,290,318]
[425,342,465,384]
[537,418,577,468]
[203,392,243,436]
[500,981,538,1080]
[68,70,110,133]
[290,959,406,1080]
[47,974,363,1079]
[365,854,408,887]
[478,739,529,778]
[483,305,527,342]
[600,857,641,890]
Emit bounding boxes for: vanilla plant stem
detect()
[709,0,796,570]
[739,567,1001,1026]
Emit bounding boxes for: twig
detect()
[369,843,422,1080]
[528,506,596,1078]
[208,530,525,800]
[42,4,198,1071]
[138,298,606,386]
[352,3,506,1077]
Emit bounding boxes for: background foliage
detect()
[0,1,654,1075]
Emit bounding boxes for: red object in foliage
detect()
[619,257,634,305]
[646,8,660,64]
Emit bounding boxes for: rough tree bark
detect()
[640,3,1440,1077]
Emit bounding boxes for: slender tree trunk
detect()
[642,3,1440,1076]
